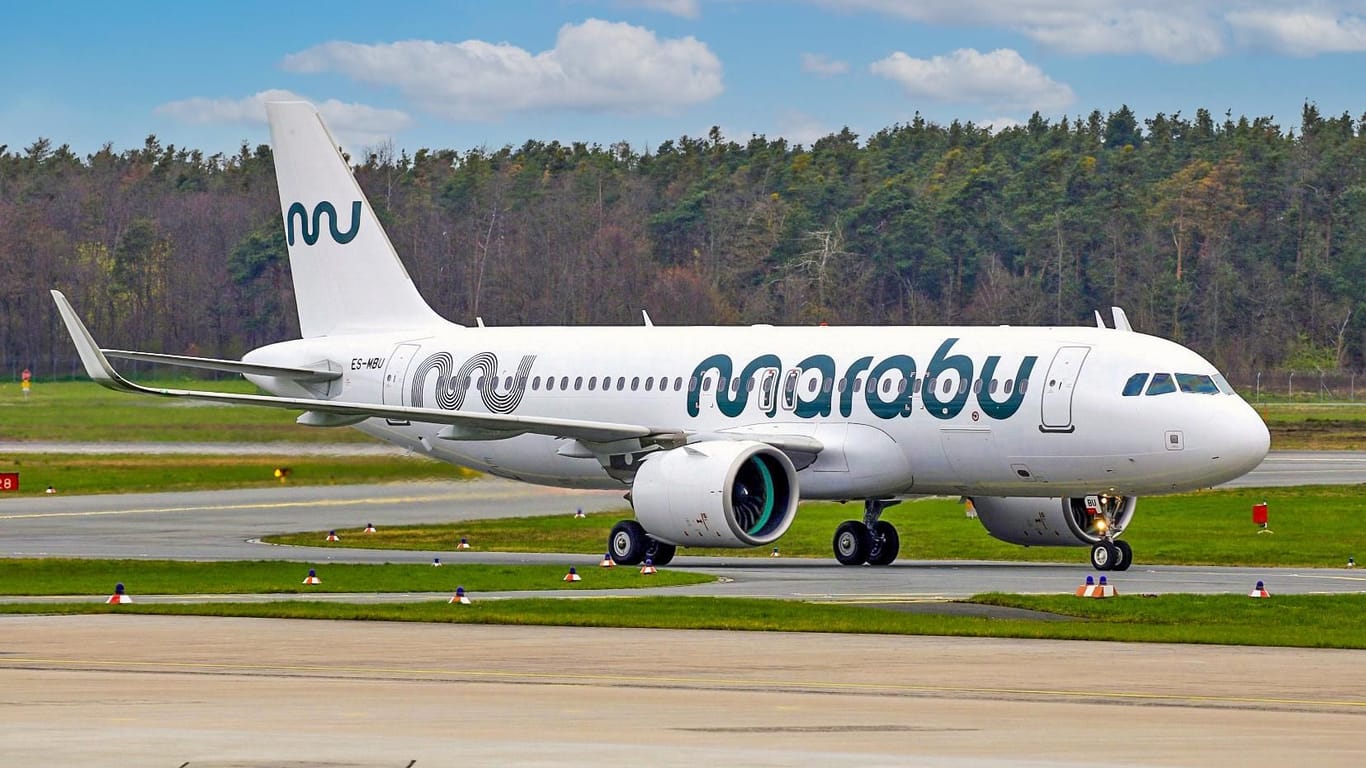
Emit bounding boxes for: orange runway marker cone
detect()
[363,523,376,534]
[770,547,781,557]
[106,583,132,605]
[1249,580,1270,598]
[574,508,585,519]
[456,537,471,550]
[599,553,614,568]
[325,530,340,542]
[563,567,581,582]
[432,557,443,567]
[1075,575,1116,598]
[302,569,322,585]
[639,559,657,575]
[449,586,471,605]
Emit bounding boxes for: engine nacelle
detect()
[631,440,799,548]
[969,495,1137,547]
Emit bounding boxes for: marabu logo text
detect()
[286,201,362,246]
[687,339,1037,421]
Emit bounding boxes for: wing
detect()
[51,291,824,459]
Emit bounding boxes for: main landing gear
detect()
[832,499,902,566]
[608,520,676,566]
[1089,539,1132,571]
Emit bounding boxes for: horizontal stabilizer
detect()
[103,350,340,383]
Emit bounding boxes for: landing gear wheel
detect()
[866,520,900,566]
[1112,539,1132,571]
[833,520,872,565]
[1090,542,1118,571]
[609,520,648,565]
[644,538,677,566]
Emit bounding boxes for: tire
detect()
[866,520,900,566]
[609,520,648,565]
[644,538,677,566]
[833,520,872,565]
[1112,539,1133,571]
[1089,542,1115,571]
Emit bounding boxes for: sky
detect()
[2,0,1364,158]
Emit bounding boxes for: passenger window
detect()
[616,377,625,391]
[631,377,640,391]
[1004,379,1013,394]
[808,378,818,393]
[972,379,982,394]
[882,378,892,394]
[588,376,596,390]
[1146,373,1176,395]
[897,378,907,394]
[989,379,998,394]
[574,376,583,390]
[532,376,541,390]
[1122,373,1149,397]
[645,377,653,391]
[1176,373,1219,394]
[504,376,513,390]
[675,377,684,391]
[560,376,569,390]
[701,377,711,392]
[942,378,952,394]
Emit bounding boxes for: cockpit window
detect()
[1122,373,1149,397]
[1212,373,1236,395]
[1176,373,1220,394]
[1145,373,1176,395]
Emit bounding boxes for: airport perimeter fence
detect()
[1232,371,1363,403]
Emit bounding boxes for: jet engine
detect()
[968,495,1137,546]
[631,440,799,548]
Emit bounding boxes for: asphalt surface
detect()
[2,450,1363,601]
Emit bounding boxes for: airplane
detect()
[51,101,1271,572]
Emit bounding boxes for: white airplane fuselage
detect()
[245,322,1269,499]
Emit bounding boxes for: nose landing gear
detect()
[1090,539,1132,571]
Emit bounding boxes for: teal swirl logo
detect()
[286,201,362,246]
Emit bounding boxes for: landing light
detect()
[1094,518,1109,533]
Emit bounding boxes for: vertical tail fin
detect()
[266,101,448,337]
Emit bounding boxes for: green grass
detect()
[0,453,474,495]
[0,379,375,443]
[266,484,1366,568]
[3,380,1363,449]
[4,593,1365,649]
[0,558,711,595]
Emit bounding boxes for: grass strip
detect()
[1,379,376,443]
[0,453,473,495]
[0,558,711,595]
[3,593,1365,649]
[4,381,1366,448]
[267,484,1366,568]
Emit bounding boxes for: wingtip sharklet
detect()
[49,290,138,393]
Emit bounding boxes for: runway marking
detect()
[0,489,539,521]
[3,656,1363,712]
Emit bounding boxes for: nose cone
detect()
[1217,399,1271,482]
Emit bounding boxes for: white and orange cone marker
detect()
[563,567,582,582]
[106,583,132,605]
[303,568,322,585]
[1349,557,1356,569]
[574,508,586,519]
[432,557,443,567]
[1075,575,1116,598]
[1249,580,1270,598]
[449,586,471,605]
[363,523,376,534]
[640,559,657,575]
[770,547,781,558]
[599,552,614,568]
[325,530,340,542]
[456,537,471,550]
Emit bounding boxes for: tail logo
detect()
[286,201,362,246]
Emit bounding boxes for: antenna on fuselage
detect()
[1111,307,1133,332]
[1094,310,1107,329]
[475,317,486,328]
[641,310,654,327]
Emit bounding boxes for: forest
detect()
[1,103,1362,390]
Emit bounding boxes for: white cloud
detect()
[1227,9,1366,55]
[813,0,1229,62]
[871,48,1074,112]
[618,0,701,18]
[800,52,851,76]
[774,110,833,146]
[282,19,723,120]
[155,89,412,147]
